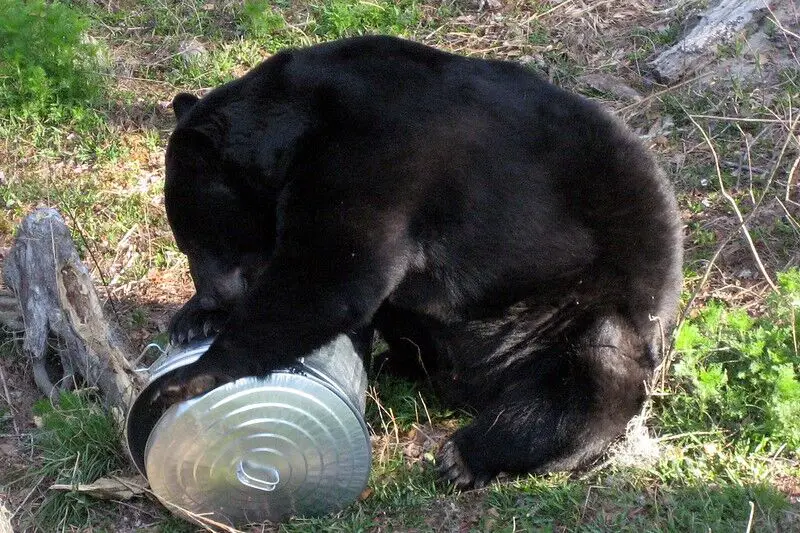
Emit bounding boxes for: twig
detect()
[0,364,19,435]
[618,71,714,115]
[655,431,720,442]
[689,114,786,124]
[10,475,45,520]
[745,500,755,533]
[96,72,180,88]
[160,500,245,533]
[418,391,433,426]
[687,114,778,292]
[785,155,800,202]
[734,123,756,205]
[776,198,800,237]
[649,314,669,391]
[525,0,576,22]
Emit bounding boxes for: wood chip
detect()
[49,475,148,501]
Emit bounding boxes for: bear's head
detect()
[163,51,308,311]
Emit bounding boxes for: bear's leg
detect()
[437,313,653,489]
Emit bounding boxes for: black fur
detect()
[160,36,683,489]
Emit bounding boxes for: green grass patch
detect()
[30,390,126,530]
[169,0,424,89]
[86,0,232,39]
[240,0,293,40]
[627,23,682,63]
[366,374,463,432]
[266,459,793,531]
[168,39,270,88]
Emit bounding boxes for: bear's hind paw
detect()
[436,440,493,490]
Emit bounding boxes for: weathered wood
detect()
[2,208,144,420]
[0,288,22,331]
[0,503,11,533]
[649,0,766,84]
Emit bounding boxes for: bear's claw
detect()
[436,440,491,490]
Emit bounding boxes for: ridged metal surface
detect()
[129,335,371,525]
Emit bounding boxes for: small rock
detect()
[0,442,17,457]
[477,0,503,11]
[578,73,643,102]
[404,441,423,459]
[178,39,207,63]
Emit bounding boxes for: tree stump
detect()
[2,208,144,421]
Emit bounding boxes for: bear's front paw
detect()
[436,440,493,490]
[169,297,229,345]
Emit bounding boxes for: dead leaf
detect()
[49,475,148,501]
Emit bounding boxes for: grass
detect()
[1,0,799,531]
[27,390,126,530]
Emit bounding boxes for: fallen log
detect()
[649,0,767,84]
[2,208,144,421]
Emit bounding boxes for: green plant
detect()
[662,269,800,451]
[31,390,125,529]
[311,0,421,39]
[240,0,289,38]
[366,373,460,432]
[0,0,118,161]
[0,0,104,121]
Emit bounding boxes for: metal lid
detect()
[143,370,371,525]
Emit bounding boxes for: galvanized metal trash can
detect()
[126,335,371,525]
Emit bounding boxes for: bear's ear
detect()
[172,93,200,121]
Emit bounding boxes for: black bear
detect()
[159,35,683,489]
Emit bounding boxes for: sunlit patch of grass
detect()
[0,0,136,166]
[310,0,422,40]
[167,39,271,89]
